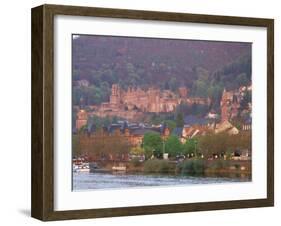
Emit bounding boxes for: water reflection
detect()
[73,172,251,190]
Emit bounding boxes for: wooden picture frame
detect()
[31,4,274,221]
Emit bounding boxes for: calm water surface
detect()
[73,172,251,190]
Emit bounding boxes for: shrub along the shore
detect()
[143,159,175,174]
[208,159,230,171]
[143,159,206,175]
[177,159,205,176]
[138,159,249,176]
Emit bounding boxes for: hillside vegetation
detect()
[72,35,251,108]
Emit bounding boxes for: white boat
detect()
[77,167,90,173]
[112,164,126,171]
[73,162,90,173]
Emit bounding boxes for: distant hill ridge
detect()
[72,35,251,107]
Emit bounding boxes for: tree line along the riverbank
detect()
[73,130,251,161]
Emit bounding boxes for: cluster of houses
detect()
[77,113,251,145]
[78,120,170,147]
[74,84,252,161]
[75,115,251,162]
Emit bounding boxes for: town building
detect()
[182,125,210,140]
[214,120,239,135]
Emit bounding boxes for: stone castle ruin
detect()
[90,84,211,121]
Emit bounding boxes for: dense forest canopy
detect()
[72,35,251,108]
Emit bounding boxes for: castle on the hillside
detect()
[220,89,241,122]
[90,84,211,121]
[75,84,252,130]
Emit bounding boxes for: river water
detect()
[73,172,250,190]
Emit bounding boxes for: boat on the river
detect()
[89,162,110,173]
[73,157,90,173]
[73,162,90,173]
[112,163,126,171]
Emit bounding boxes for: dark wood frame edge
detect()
[31,4,274,221]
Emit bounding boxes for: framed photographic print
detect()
[31,4,274,221]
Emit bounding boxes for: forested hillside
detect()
[72,35,251,107]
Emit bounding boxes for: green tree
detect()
[240,90,251,109]
[183,138,197,157]
[191,67,210,97]
[175,112,184,127]
[130,146,145,156]
[196,67,209,81]
[143,132,163,158]
[211,54,251,91]
[199,133,224,158]
[236,73,249,87]
[168,77,178,91]
[143,146,154,159]
[198,131,251,159]
[164,120,177,132]
[207,84,223,110]
[192,80,208,97]
[165,135,183,157]
[103,116,111,127]
[72,86,83,106]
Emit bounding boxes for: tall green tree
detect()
[143,132,163,158]
[165,135,183,157]
[164,120,177,132]
[183,138,197,156]
[175,112,184,127]
[168,77,179,91]
[191,67,210,97]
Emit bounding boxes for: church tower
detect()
[76,109,88,130]
[220,89,231,122]
[110,84,121,105]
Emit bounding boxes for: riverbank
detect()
[90,159,251,179]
